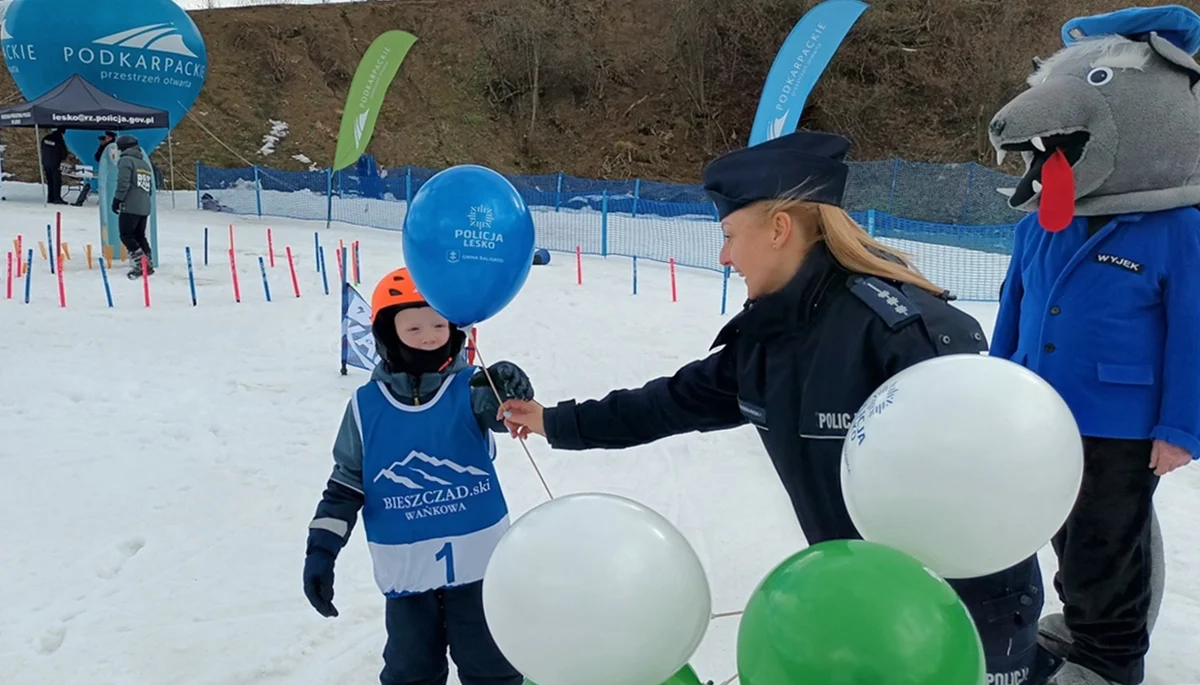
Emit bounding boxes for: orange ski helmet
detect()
[369,267,462,370]
[371,267,425,321]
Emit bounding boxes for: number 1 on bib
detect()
[436,541,455,584]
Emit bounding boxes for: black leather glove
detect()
[111,197,121,214]
[471,361,534,402]
[303,550,338,617]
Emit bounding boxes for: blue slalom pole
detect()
[99,256,113,308]
[632,256,638,295]
[258,256,272,302]
[23,248,32,303]
[340,246,348,292]
[203,227,209,266]
[319,246,329,295]
[186,247,197,306]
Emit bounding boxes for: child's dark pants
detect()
[381,581,522,685]
[118,212,151,257]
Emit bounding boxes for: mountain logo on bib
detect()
[374,450,489,490]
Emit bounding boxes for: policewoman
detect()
[501,131,1061,684]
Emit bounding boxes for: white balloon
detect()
[482,493,711,685]
[840,354,1084,579]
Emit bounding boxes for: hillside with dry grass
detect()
[0,0,1175,185]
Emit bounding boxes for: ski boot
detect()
[1039,612,1072,659]
[127,249,155,280]
[1050,662,1123,685]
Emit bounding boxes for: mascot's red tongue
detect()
[1038,149,1075,232]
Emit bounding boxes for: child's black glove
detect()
[471,361,534,402]
[111,197,121,214]
[303,550,338,618]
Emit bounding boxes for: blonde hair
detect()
[755,196,945,296]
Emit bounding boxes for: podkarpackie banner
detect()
[333,30,418,171]
[748,0,868,147]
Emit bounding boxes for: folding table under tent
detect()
[0,73,172,266]
[0,72,171,188]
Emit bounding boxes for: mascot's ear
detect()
[1148,32,1200,89]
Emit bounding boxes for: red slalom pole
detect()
[286,246,300,297]
[56,252,66,307]
[267,227,275,267]
[55,211,62,266]
[669,257,677,303]
[229,248,242,303]
[467,327,479,365]
[141,256,151,307]
[575,246,582,285]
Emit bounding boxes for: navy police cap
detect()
[702,130,851,221]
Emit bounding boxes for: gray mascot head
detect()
[988,5,1200,228]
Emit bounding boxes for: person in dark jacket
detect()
[501,130,1064,685]
[94,130,116,164]
[39,127,68,205]
[112,135,155,279]
[68,130,115,207]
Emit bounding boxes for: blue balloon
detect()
[403,165,536,326]
[1,0,207,161]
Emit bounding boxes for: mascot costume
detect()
[989,5,1199,684]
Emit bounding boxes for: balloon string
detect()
[709,608,742,685]
[473,342,555,501]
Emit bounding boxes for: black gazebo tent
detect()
[0,74,172,203]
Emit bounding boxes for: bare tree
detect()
[477,0,556,149]
[477,0,599,152]
[665,0,719,117]
[652,0,810,152]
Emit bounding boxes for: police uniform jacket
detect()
[40,129,67,168]
[542,241,989,544]
[991,208,1200,458]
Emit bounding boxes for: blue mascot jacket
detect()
[992,208,1200,459]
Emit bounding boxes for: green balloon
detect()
[737,540,985,685]
[663,664,704,685]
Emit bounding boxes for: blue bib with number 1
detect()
[355,368,510,597]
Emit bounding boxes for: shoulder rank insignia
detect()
[848,275,921,329]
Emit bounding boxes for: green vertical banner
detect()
[333,30,418,172]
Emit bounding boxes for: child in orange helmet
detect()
[303,267,532,685]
